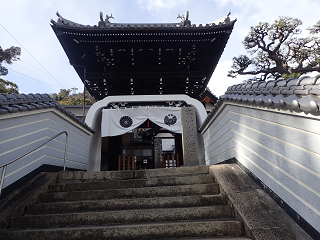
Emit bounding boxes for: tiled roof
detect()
[199,75,320,132]
[51,11,236,30]
[0,93,95,133]
[198,88,218,103]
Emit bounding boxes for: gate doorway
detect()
[101,120,183,171]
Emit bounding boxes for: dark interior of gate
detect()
[101,119,184,171]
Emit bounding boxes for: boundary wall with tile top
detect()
[0,94,93,191]
[200,75,320,235]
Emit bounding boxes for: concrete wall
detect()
[201,102,320,233]
[0,109,92,189]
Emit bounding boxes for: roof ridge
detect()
[51,11,236,29]
[199,75,320,132]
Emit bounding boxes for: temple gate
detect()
[51,11,235,170]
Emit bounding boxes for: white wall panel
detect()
[202,103,320,233]
[0,109,91,189]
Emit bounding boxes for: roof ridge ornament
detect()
[53,11,87,28]
[210,11,234,26]
[98,12,114,27]
[177,11,191,27]
[100,12,114,23]
[51,11,236,29]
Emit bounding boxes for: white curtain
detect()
[101,107,181,137]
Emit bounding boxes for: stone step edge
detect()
[38,183,220,203]
[159,238,251,240]
[40,183,219,196]
[51,175,215,193]
[56,173,212,184]
[26,194,226,215]
[44,183,219,194]
[58,165,210,181]
[11,206,234,229]
[2,219,244,240]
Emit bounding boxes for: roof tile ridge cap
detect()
[103,22,180,25]
[54,103,95,133]
[54,11,87,27]
[287,77,303,87]
[314,74,320,82]
[208,11,236,26]
[306,74,320,85]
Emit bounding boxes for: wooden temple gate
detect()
[118,153,179,170]
[118,155,136,170]
[162,153,179,168]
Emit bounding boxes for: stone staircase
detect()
[0,166,251,239]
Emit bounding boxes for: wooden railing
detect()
[0,131,68,198]
[118,155,136,170]
[162,153,179,168]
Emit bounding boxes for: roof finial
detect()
[105,13,114,23]
[177,11,191,27]
[99,12,114,24]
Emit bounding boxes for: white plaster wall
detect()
[201,103,320,233]
[0,109,91,189]
[204,102,214,112]
[162,139,175,151]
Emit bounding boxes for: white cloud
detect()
[137,0,191,12]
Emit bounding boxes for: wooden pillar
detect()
[171,153,175,167]
[176,153,180,167]
[161,154,164,168]
[122,155,125,171]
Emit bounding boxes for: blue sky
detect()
[1,0,319,97]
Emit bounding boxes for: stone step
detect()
[1,220,244,240]
[39,183,220,203]
[11,205,233,229]
[49,174,214,192]
[134,165,210,179]
[57,165,210,182]
[162,238,251,240]
[27,194,226,215]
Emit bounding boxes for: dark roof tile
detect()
[199,75,320,132]
[0,93,94,133]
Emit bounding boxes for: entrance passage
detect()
[101,121,183,171]
[100,106,185,171]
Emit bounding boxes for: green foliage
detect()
[59,89,71,99]
[229,16,320,81]
[59,97,94,105]
[0,78,19,94]
[51,88,95,105]
[281,72,302,79]
[0,45,21,93]
[308,20,320,34]
[51,89,71,101]
[0,46,21,76]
